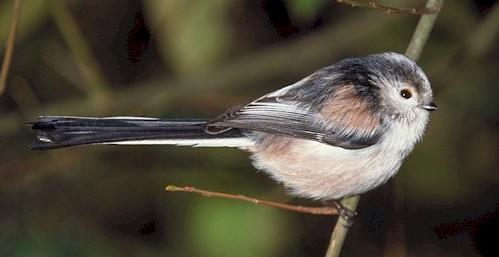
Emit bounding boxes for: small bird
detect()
[30,52,436,203]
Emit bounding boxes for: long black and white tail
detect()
[30,116,253,150]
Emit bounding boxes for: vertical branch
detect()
[0,0,22,96]
[324,196,360,257]
[405,0,444,60]
[324,1,444,257]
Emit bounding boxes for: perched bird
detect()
[30,52,437,203]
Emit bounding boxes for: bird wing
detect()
[207,76,384,150]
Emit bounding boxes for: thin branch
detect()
[324,196,360,257]
[336,0,439,15]
[324,1,444,257]
[405,0,445,60]
[165,185,338,215]
[0,0,22,96]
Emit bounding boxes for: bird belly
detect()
[250,135,402,200]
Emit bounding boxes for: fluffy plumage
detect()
[30,52,436,200]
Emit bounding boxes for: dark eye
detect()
[400,89,412,99]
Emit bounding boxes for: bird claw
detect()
[331,201,358,227]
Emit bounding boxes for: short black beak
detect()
[421,102,438,111]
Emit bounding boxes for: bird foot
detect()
[328,200,358,227]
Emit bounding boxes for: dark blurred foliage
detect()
[1,0,498,256]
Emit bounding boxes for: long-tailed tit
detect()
[30,52,437,201]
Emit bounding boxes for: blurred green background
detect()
[1,0,498,256]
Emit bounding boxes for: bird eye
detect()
[400,89,412,99]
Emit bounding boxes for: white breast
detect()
[249,114,428,200]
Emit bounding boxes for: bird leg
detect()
[327,200,358,226]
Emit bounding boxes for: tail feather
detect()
[30,116,252,150]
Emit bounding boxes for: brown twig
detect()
[165,185,338,215]
[0,0,22,96]
[336,0,438,15]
